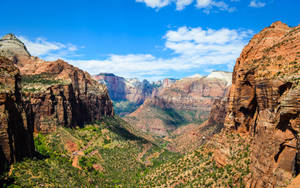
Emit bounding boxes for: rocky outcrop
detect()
[0,56,34,173]
[0,34,114,133]
[21,60,114,133]
[126,72,231,136]
[0,34,31,62]
[224,21,300,187]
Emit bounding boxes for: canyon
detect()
[1,21,300,187]
[0,34,114,173]
[125,71,231,137]
[93,73,177,116]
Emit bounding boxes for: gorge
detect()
[1,20,300,187]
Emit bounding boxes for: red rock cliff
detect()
[93,73,157,105]
[20,59,114,133]
[126,73,231,136]
[225,21,300,187]
[0,34,114,133]
[0,56,34,173]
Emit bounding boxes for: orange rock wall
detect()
[225,21,300,187]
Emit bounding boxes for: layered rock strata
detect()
[0,56,34,173]
[0,34,114,133]
[224,21,300,187]
[93,73,158,105]
[126,72,231,136]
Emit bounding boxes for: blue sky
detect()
[0,0,299,80]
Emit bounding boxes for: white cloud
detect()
[18,36,78,59]
[66,27,252,80]
[249,0,266,8]
[136,0,171,9]
[20,27,252,81]
[196,0,236,13]
[136,0,235,12]
[196,0,212,8]
[176,0,194,10]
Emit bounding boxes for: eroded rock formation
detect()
[0,34,114,133]
[93,73,158,105]
[126,72,231,136]
[0,56,34,173]
[224,21,300,187]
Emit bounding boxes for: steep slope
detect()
[138,132,251,187]
[0,34,114,133]
[0,56,34,175]
[6,117,179,187]
[168,92,229,153]
[125,71,231,137]
[223,21,300,187]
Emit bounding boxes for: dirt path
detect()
[137,143,152,166]
[71,137,97,168]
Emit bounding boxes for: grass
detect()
[2,117,251,187]
[21,73,70,93]
[22,73,68,86]
[4,117,179,187]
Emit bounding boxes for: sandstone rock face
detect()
[21,60,114,133]
[154,71,230,118]
[93,73,127,101]
[0,34,31,62]
[0,34,114,133]
[156,78,177,89]
[126,72,231,136]
[93,73,157,105]
[224,21,300,187]
[207,94,229,128]
[0,56,34,173]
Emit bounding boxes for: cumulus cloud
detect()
[136,0,171,9]
[136,0,236,12]
[18,36,78,60]
[176,0,194,10]
[249,0,266,8]
[21,27,252,80]
[66,27,252,80]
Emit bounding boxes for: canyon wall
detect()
[126,72,231,136]
[93,73,158,105]
[0,56,34,173]
[0,34,114,134]
[224,21,300,187]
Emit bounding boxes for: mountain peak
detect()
[187,74,203,79]
[207,71,232,86]
[270,21,289,29]
[1,33,18,40]
[0,33,31,59]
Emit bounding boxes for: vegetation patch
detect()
[112,100,140,116]
[4,117,178,187]
[21,73,70,93]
